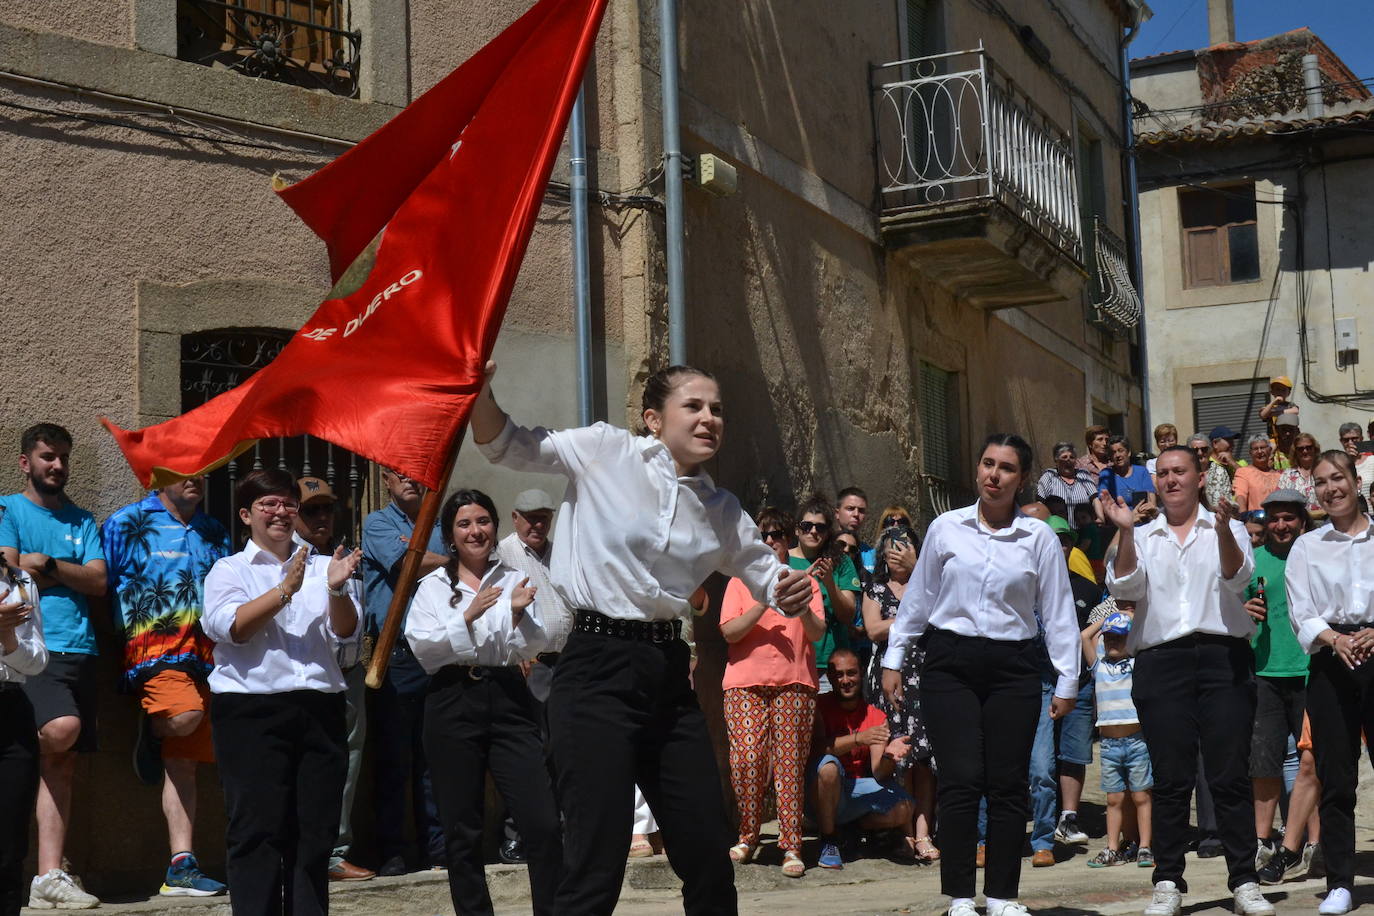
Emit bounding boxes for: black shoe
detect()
[1258,847,1304,885]
[1196,836,1224,859]
[377,855,408,878]
[133,712,164,786]
[499,839,526,865]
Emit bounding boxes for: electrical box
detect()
[696,153,738,197]
[1336,317,1359,368]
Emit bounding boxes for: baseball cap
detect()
[1262,488,1307,510]
[1208,425,1238,442]
[296,476,336,505]
[512,489,556,512]
[1270,375,1294,390]
[1047,515,1075,542]
[1274,414,1299,428]
[1101,612,1132,635]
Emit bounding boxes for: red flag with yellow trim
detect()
[103,0,608,490]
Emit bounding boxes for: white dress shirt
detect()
[0,571,47,683]
[1106,506,1255,653]
[404,559,549,673]
[478,419,786,622]
[202,539,360,694]
[495,531,572,652]
[883,504,1081,699]
[1285,520,1374,654]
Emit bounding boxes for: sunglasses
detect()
[1244,510,1268,524]
[882,515,909,527]
[797,521,829,534]
[837,542,858,554]
[1341,435,1361,443]
[299,503,335,517]
[760,529,788,542]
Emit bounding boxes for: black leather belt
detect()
[0,681,22,692]
[1329,622,1374,635]
[432,663,519,685]
[535,652,561,667]
[575,609,681,643]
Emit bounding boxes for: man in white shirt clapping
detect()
[1105,446,1274,916]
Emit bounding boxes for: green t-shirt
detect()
[789,552,862,670]
[1248,545,1309,678]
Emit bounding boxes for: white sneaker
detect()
[1144,880,1182,916]
[29,868,100,909]
[1232,882,1276,916]
[1319,888,1352,916]
[949,899,980,916]
[1054,813,1089,845]
[989,902,1031,916]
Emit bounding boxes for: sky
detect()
[1132,0,1374,80]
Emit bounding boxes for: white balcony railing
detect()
[1089,216,1141,333]
[873,47,1083,262]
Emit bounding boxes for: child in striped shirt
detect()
[1082,611,1154,868]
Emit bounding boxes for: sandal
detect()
[628,837,654,859]
[782,850,805,878]
[728,842,758,864]
[914,835,941,862]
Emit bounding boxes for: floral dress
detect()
[863,579,934,770]
[1276,466,1320,512]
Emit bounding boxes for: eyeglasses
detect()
[254,498,300,514]
[1244,510,1269,524]
[760,529,787,542]
[882,515,909,527]
[797,521,829,534]
[299,502,335,517]
[1296,445,1317,452]
[1341,435,1361,443]
[837,542,858,554]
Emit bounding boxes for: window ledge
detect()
[0,19,398,144]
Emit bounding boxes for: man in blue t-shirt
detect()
[0,423,105,908]
[1106,435,1157,514]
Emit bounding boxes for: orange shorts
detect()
[139,670,215,763]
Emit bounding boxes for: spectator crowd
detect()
[2,368,1374,916]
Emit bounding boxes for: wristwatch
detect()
[42,556,57,576]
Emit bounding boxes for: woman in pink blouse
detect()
[719,507,826,878]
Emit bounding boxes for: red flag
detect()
[103,0,608,491]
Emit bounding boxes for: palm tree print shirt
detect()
[101,493,231,688]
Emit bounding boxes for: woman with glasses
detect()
[862,524,938,862]
[1036,442,1102,527]
[790,495,864,693]
[1278,434,1324,515]
[201,469,362,916]
[718,507,826,877]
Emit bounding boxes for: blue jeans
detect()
[979,681,1058,852]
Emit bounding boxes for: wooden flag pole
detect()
[365,425,466,690]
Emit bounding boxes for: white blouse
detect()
[883,504,1081,700]
[1285,520,1374,654]
[404,560,548,673]
[1107,506,1255,653]
[478,419,786,622]
[202,540,360,695]
[0,571,46,683]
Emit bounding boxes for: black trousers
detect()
[920,628,1042,900]
[212,690,347,916]
[423,665,562,915]
[370,646,445,864]
[1305,647,1374,892]
[503,659,555,846]
[549,629,735,915]
[1133,635,1257,892]
[0,688,38,916]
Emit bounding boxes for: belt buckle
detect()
[468,666,485,681]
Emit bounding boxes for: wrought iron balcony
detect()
[1088,217,1141,335]
[872,47,1086,308]
[177,0,361,98]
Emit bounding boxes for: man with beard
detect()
[102,475,230,896]
[0,424,105,909]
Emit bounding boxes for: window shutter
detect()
[1191,380,1267,461]
[920,363,954,480]
[906,0,934,57]
[1185,227,1221,287]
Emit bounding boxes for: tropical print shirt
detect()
[101,493,231,689]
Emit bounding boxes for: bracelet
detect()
[277,585,292,606]
[327,582,349,598]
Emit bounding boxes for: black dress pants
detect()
[0,688,38,916]
[370,646,445,865]
[1133,635,1257,892]
[549,629,736,915]
[919,628,1042,900]
[212,690,347,916]
[1305,646,1374,892]
[423,665,562,915]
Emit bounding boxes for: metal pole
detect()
[660,0,687,366]
[1302,54,1323,119]
[570,84,594,425]
[1121,24,1149,433]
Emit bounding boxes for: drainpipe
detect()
[660,0,687,365]
[1120,16,1149,434]
[570,84,594,425]
[1302,54,1324,119]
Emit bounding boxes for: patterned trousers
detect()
[722,684,816,852]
